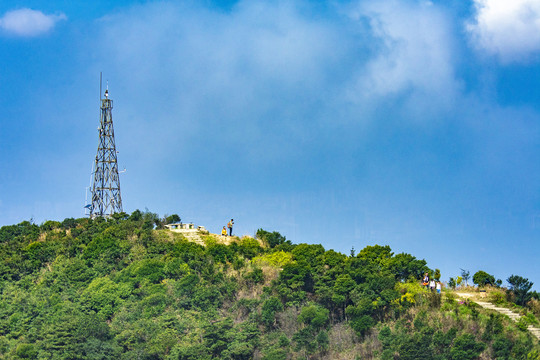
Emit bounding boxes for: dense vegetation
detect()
[0,212,538,359]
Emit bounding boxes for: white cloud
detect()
[95,0,462,131]
[86,0,470,170]
[346,0,461,117]
[93,1,352,158]
[467,0,540,63]
[0,8,66,37]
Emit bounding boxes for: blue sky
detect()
[1,0,539,289]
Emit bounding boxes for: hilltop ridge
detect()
[0,212,538,359]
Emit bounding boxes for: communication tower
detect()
[86,79,123,217]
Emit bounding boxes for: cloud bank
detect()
[0,8,66,37]
[467,0,540,63]
[94,0,459,146]
[349,0,460,117]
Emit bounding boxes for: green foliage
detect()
[348,314,374,337]
[61,217,78,229]
[262,348,288,360]
[397,331,435,360]
[129,209,143,221]
[164,214,181,225]
[291,243,325,267]
[83,233,129,271]
[332,274,355,307]
[40,220,61,232]
[461,268,471,286]
[386,253,428,282]
[357,244,393,267]
[434,268,441,281]
[261,297,283,328]
[473,270,496,287]
[23,240,56,271]
[293,304,330,357]
[507,274,534,306]
[235,237,262,259]
[426,292,442,308]
[116,258,166,285]
[449,333,486,360]
[244,267,264,285]
[255,229,291,248]
[252,251,293,268]
[395,281,426,307]
[81,276,131,319]
[298,304,329,330]
[0,217,537,359]
[15,343,37,359]
[207,242,234,263]
[493,335,513,359]
[482,313,503,341]
[276,261,312,305]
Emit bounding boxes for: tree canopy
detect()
[0,213,537,359]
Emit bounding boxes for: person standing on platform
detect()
[227,219,234,237]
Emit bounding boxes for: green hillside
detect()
[0,211,538,359]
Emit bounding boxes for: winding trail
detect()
[456,292,540,341]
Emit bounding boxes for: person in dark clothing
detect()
[422,273,430,289]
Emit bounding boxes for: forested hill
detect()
[0,212,538,359]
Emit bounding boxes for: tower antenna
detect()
[86,76,123,218]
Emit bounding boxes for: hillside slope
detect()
[0,213,538,359]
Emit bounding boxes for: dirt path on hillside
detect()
[456,292,540,341]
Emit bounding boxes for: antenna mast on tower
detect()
[86,75,123,217]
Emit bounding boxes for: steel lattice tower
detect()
[87,87,123,217]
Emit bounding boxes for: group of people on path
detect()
[422,273,442,294]
[221,219,234,237]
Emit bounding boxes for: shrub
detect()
[298,304,329,330]
[256,229,290,248]
[261,296,283,328]
[40,220,61,232]
[15,343,37,359]
[527,298,540,317]
[507,275,534,306]
[489,289,506,305]
[262,348,288,360]
[492,336,513,359]
[292,244,325,267]
[207,243,233,263]
[244,267,264,285]
[449,334,486,360]
[237,238,262,259]
[482,313,503,341]
[61,217,78,229]
[426,292,441,308]
[349,314,374,337]
[397,332,434,360]
[83,234,126,265]
[252,251,293,268]
[81,277,130,319]
[117,258,166,285]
